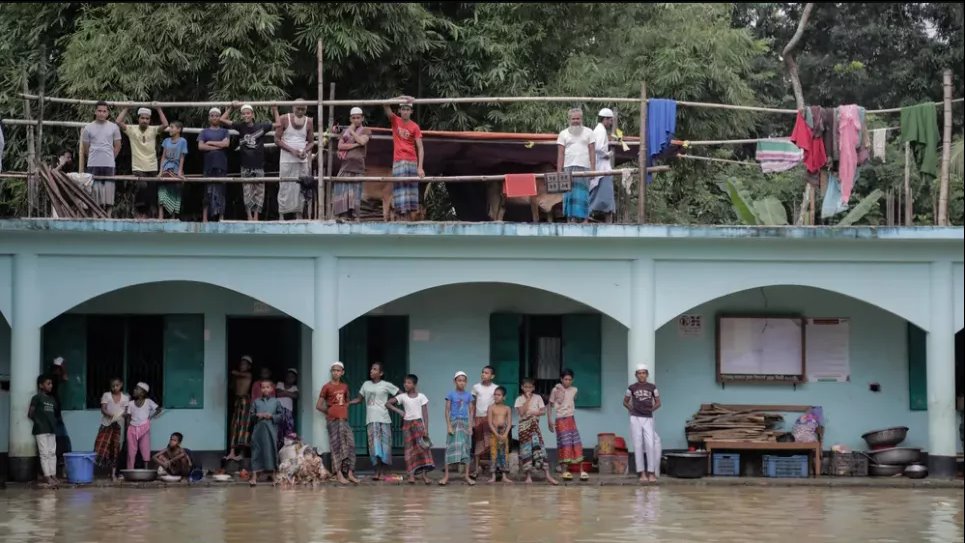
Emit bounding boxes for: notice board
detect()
[805,318,850,382]
[716,315,805,383]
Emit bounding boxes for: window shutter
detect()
[162,315,204,409]
[490,313,522,407]
[907,323,927,411]
[563,314,602,408]
[339,317,369,454]
[42,314,87,411]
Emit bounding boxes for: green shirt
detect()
[30,392,57,435]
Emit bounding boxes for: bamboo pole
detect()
[325,82,335,220]
[78,128,85,173]
[637,81,648,224]
[22,75,37,218]
[938,69,952,226]
[37,49,47,218]
[316,39,324,222]
[904,142,912,226]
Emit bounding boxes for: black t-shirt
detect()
[626,382,659,417]
[235,122,273,170]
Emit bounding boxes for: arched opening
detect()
[655,285,932,458]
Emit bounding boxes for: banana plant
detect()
[723,178,789,225]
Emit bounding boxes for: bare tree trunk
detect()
[938,69,952,225]
[783,3,815,225]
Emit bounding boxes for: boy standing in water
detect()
[487,386,513,484]
[249,380,283,486]
[471,366,498,478]
[548,369,588,481]
[387,374,434,484]
[317,361,362,485]
[357,362,400,481]
[515,378,558,485]
[225,356,253,462]
[28,375,58,485]
[624,364,662,483]
[440,371,475,486]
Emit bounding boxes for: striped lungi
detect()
[93,422,123,470]
[473,415,492,456]
[554,415,584,464]
[563,165,590,220]
[391,160,420,214]
[158,170,182,215]
[518,415,548,473]
[333,170,364,216]
[402,418,435,475]
[445,418,472,466]
[490,425,510,474]
[328,419,356,473]
[278,162,308,214]
[241,168,266,213]
[367,422,393,466]
[228,395,252,449]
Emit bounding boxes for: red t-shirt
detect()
[789,111,827,174]
[390,113,422,163]
[320,382,349,421]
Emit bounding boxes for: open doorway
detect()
[226,317,302,449]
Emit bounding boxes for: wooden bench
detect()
[700,404,823,478]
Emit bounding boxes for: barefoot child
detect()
[158,121,187,219]
[624,364,662,483]
[317,361,361,484]
[515,379,558,485]
[487,386,513,484]
[440,371,475,486]
[28,375,58,485]
[94,378,129,480]
[225,356,253,461]
[356,362,399,481]
[153,432,192,476]
[471,366,498,478]
[548,369,587,481]
[249,380,283,486]
[387,374,434,484]
[125,382,162,470]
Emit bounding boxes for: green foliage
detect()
[723,177,788,225]
[836,189,884,227]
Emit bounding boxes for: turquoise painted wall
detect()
[656,285,931,452]
[0,315,9,453]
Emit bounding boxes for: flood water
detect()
[0,485,962,543]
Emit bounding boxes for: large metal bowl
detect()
[869,464,905,477]
[861,427,909,448]
[867,447,921,465]
[120,469,158,482]
[904,464,928,479]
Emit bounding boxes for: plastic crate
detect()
[763,454,809,478]
[712,453,740,476]
[828,451,869,477]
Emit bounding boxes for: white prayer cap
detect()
[331,361,344,370]
[598,107,614,118]
[635,364,649,372]
[53,357,65,367]
[240,104,254,112]
[209,107,222,116]
[137,107,152,117]
[350,107,364,116]
[454,371,468,380]
[287,368,299,376]
[241,355,253,363]
[136,382,150,393]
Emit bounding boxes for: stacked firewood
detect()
[685,404,784,443]
[38,165,109,219]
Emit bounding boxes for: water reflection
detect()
[0,486,961,543]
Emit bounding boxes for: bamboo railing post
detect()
[637,81,648,224]
[22,75,37,218]
[316,39,324,222]
[325,82,336,220]
[904,142,912,225]
[938,69,952,226]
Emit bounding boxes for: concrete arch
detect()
[34,255,316,328]
[655,260,932,331]
[337,257,631,328]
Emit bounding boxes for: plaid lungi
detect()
[490,425,510,474]
[328,419,356,473]
[392,160,420,214]
[563,166,589,219]
[473,416,492,457]
[367,422,393,466]
[554,415,584,464]
[445,418,472,466]
[93,422,123,470]
[229,395,252,448]
[241,168,265,213]
[86,166,116,207]
[403,418,435,475]
[333,170,364,216]
[518,415,548,473]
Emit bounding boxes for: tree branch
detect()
[782,2,815,111]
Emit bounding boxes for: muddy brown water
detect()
[0,486,962,542]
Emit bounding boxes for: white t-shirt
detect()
[395,393,429,421]
[556,126,595,168]
[276,382,298,412]
[514,394,546,418]
[126,398,158,427]
[100,391,130,427]
[360,380,401,424]
[472,383,498,417]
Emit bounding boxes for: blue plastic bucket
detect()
[64,452,97,484]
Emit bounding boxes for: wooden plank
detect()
[699,404,811,413]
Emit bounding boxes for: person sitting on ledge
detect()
[154,432,192,477]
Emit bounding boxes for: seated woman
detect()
[153,432,192,476]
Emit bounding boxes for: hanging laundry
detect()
[646,99,676,182]
[755,140,803,173]
[821,174,849,218]
[900,103,939,181]
[871,129,887,162]
[620,168,634,195]
[503,173,537,198]
[790,111,828,176]
[837,104,862,205]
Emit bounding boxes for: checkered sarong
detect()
[445,418,472,466]
[392,160,420,214]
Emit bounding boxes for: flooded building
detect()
[0,220,962,480]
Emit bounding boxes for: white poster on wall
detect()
[806,318,850,382]
[677,314,704,339]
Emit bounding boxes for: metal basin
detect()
[903,464,928,479]
[120,469,158,482]
[869,464,905,477]
[861,427,908,449]
[867,447,921,465]
[663,452,708,479]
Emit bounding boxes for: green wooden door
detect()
[42,314,87,410]
[490,313,522,406]
[562,314,602,408]
[162,315,205,409]
[380,316,409,450]
[339,317,369,454]
[907,323,927,411]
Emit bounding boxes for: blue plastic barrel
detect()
[64,452,97,484]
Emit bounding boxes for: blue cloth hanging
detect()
[821,174,849,218]
[646,99,677,182]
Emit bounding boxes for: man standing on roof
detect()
[589,108,616,223]
[275,99,314,220]
[383,95,424,221]
[81,101,122,216]
[556,107,596,224]
[221,103,280,221]
[197,107,231,223]
[116,106,169,219]
[333,106,372,221]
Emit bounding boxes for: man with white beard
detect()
[556,108,596,223]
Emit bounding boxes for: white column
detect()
[9,253,41,480]
[926,260,956,475]
[311,255,338,452]
[628,258,656,383]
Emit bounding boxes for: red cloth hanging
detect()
[503,173,537,198]
[789,111,828,174]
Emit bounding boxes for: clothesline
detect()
[676,155,758,167]
[676,126,900,146]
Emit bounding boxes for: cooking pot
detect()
[869,464,904,477]
[663,452,708,479]
[120,469,158,482]
[867,447,921,465]
[903,464,928,479]
[861,427,908,449]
